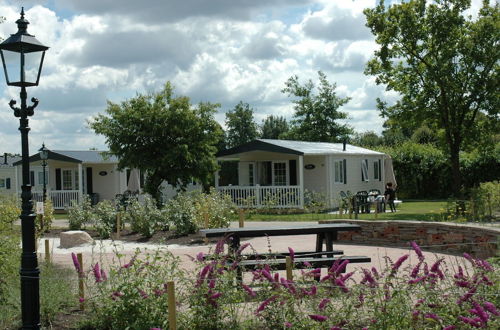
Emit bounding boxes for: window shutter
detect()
[343,159,347,184]
[378,159,382,181]
[55,168,61,190]
[289,160,297,185]
[30,171,35,186]
[6,178,10,189]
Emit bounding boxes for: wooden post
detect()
[44,239,50,263]
[238,209,244,228]
[348,198,353,219]
[204,211,209,244]
[339,207,344,219]
[167,281,177,330]
[77,253,85,310]
[374,202,379,219]
[286,256,293,281]
[115,212,121,239]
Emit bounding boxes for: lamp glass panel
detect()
[1,49,20,84]
[23,51,43,84]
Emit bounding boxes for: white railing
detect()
[31,190,80,209]
[217,185,303,208]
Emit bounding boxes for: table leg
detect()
[325,231,338,252]
[229,235,240,254]
[316,233,324,252]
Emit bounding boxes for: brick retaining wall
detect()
[319,220,499,259]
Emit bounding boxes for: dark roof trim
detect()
[217,140,303,157]
[12,150,82,166]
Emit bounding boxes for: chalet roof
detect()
[13,150,118,165]
[217,139,385,158]
[0,154,22,167]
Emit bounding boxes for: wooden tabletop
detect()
[199,223,361,238]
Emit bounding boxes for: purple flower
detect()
[335,260,350,275]
[308,314,328,322]
[410,262,421,278]
[214,239,225,255]
[483,302,499,316]
[430,258,443,273]
[318,298,330,310]
[391,254,409,273]
[112,291,124,297]
[256,296,277,314]
[410,241,425,261]
[458,316,482,327]
[341,271,354,282]
[479,259,494,271]
[100,269,107,281]
[78,297,85,303]
[408,276,427,284]
[472,301,489,323]
[454,266,465,279]
[303,286,317,296]
[303,261,312,268]
[320,274,332,282]
[284,322,292,328]
[71,253,82,274]
[443,326,456,330]
[424,313,440,321]
[361,269,377,287]
[371,266,380,279]
[150,328,162,330]
[195,252,205,262]
[334,278,348,293]
[288,247,295,261]
[122,256,136,269]
[138,288,148,299]
[242,284,256,297]
[458,287,477,304]
[93,263,102,283]
[261,269,274,282]
[209,292,222,300]
[236,243,250,256]
[208,279,216,289]
[455,280,470,288]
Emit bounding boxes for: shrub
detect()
[67,195,94,230]
[125,196,166,237]
[470,181,500,221]
[0,194,20,231]
[164,192,198,236]
[192,189,234,229]
[92,200,117,239]
[75,250,186,330]
[304,189,328,213]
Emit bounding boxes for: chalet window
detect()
[361,159,369,182]
[6,178,10,189]
[248,163,254,186]
[273,162,287,186]
[374,159,381,181]
[333,159,346,184]
[62,170,73,190]
[38,171,48,185]
[0,178,4,188]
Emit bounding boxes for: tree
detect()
[282,71,352,142]
[260,115,289,139]
[351,131,383,148]
[364,0,499,195]
[225,101,258,148]
[89,82,223,202]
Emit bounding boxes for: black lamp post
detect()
[38,143,48,203]
[0,8,48,330]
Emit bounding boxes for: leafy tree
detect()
[260,115,289,139]
[89,83,223,202]
[364,0,500,196]
[411,124,439,145]
[351,130,383,148]
[225,101,258,148]
[282,71,352,142]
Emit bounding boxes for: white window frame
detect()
[272,161,288,186]
[361,159,369,182]
[248,163,255,186]
[0,178,5,188]
[38,170,48,185]
[333,159,345,184]
[374,159,381,181]
[61,168,79,191]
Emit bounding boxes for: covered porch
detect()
[216,140,309,209]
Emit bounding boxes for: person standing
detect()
[384,182,396,212]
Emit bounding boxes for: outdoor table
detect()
[199,223,362,253]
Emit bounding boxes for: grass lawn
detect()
[244,200,448,222]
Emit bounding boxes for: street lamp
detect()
[0,7,48,329]
[38,143,48,203]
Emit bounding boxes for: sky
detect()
[0,0,487,153]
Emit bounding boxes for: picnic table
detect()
[199,223,362,254]
[199,223,370,272]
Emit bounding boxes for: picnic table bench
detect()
[199,223,371,272]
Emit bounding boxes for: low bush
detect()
[0,194,20,230]
[67,195,95,230]
[70,241,499,329]
[192,189,234,229]
[125,196,166,237]
[163,192,198,236]
[92,200,117,239]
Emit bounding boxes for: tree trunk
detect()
[144,171,164,207]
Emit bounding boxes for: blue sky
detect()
[0,0,487,153]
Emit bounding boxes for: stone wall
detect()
[319,220,499,259]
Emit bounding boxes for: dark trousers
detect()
[387,200,396,212]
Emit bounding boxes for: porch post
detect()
[78,163,83,204]
[299,155,304,208]
[15,164,19,195]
